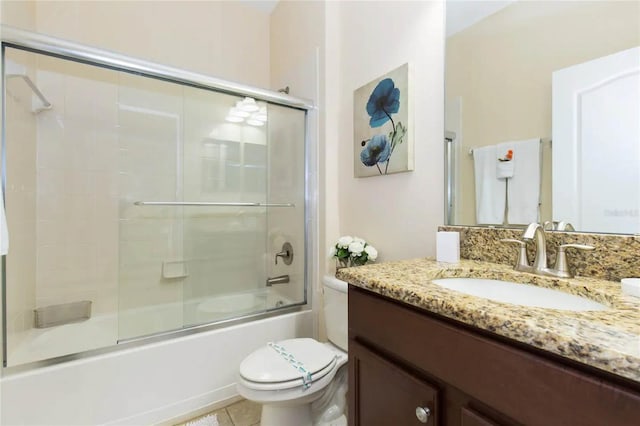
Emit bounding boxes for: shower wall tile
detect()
[36,168,65,194]
[93,170,119,197]
[266,105,306,305]
[93,131,119,172]
[117,271,183,339]
[119,218,174,241]
[33,57,120,325]
[116,73,185,339]
[35,67,66,114]
[4,48,38,355]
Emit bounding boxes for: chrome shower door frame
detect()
[0,25,317,372]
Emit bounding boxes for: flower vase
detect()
[336,258,350,273]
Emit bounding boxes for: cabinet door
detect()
[349,340,439,426]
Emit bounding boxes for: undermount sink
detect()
[431,278,609,311]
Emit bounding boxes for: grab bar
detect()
[134,201,295,207]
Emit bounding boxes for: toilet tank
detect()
[322,275,348,351]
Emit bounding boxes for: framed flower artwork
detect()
[353,63,412,177]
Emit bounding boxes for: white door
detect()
[553,47,640,234]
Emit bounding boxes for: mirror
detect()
[444,0,640,234]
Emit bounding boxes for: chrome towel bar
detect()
[134,201,295,207]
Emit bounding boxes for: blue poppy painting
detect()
[353,64,412,177]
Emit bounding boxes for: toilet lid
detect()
[239,338,337,384]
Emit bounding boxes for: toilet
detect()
[236,275,348,426]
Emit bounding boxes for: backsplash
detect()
[438,226,640,282]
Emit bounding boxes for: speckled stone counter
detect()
[337,258,640,383]
[439,225,640,282]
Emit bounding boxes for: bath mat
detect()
[184,413,219,426]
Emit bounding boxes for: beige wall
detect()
[446,0,640,225]
[328,0,445,263]
[3,0,271,88]
[36,0,271,88]
[268,0,445,341]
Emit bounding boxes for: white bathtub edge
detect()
[1,310,313,425]
[105,384,239,426]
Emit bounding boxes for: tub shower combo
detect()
[1,26,313,370]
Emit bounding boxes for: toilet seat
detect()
[239,338,338,391]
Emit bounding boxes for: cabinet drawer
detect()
[461,407,502,426]
[349,286,640,425]
[349,339,439,426]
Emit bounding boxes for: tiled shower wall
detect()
[34,55,119,319]
[4,49,38,341]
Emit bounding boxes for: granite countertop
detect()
[337,258,640,383]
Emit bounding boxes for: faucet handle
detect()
[275,242,294,265]
[558,243,594,251]
[500,239,529,269]
[553,243,594,277]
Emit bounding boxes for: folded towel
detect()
[498,139,541,224]
[496,160,514,178]
[473,145,506,224]
[1,183,8,255]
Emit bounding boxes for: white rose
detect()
[353,237,366,245]
[329,246,337,257]
[365,245,378,261]
[337,235,353,248]
[348,241,365,255]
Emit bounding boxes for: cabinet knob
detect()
[415,406,431,423]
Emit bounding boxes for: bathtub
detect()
[7,289,292,366]
[1,292,310,425]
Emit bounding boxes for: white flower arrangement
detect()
[331,235,378,267]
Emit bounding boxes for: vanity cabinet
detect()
[348,286,640,426]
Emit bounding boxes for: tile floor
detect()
[177,399,261,426]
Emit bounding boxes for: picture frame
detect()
[353,63,412,177]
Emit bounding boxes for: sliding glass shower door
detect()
[2,44,306,366]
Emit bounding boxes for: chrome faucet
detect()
[522,222,548,271]
[501,222,594,278]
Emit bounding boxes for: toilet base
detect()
[261,403,312,426]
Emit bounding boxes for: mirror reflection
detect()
[445,0,640,234]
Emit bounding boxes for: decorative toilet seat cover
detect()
[239,338,336,384]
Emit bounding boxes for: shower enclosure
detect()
[1,26,311,368]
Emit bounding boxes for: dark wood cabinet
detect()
[348,286,640,426]
[350,339,439,425]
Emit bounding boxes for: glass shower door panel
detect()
[266,105,307,308]
[116,73,185,340]
[3,48,120,365]
[181,87,269,327]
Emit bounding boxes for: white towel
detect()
[473,145,506,224]
[498,139,541,225]
[0,184,8,255]
[496,160,514,178]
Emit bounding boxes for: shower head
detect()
[4,58,52,113]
